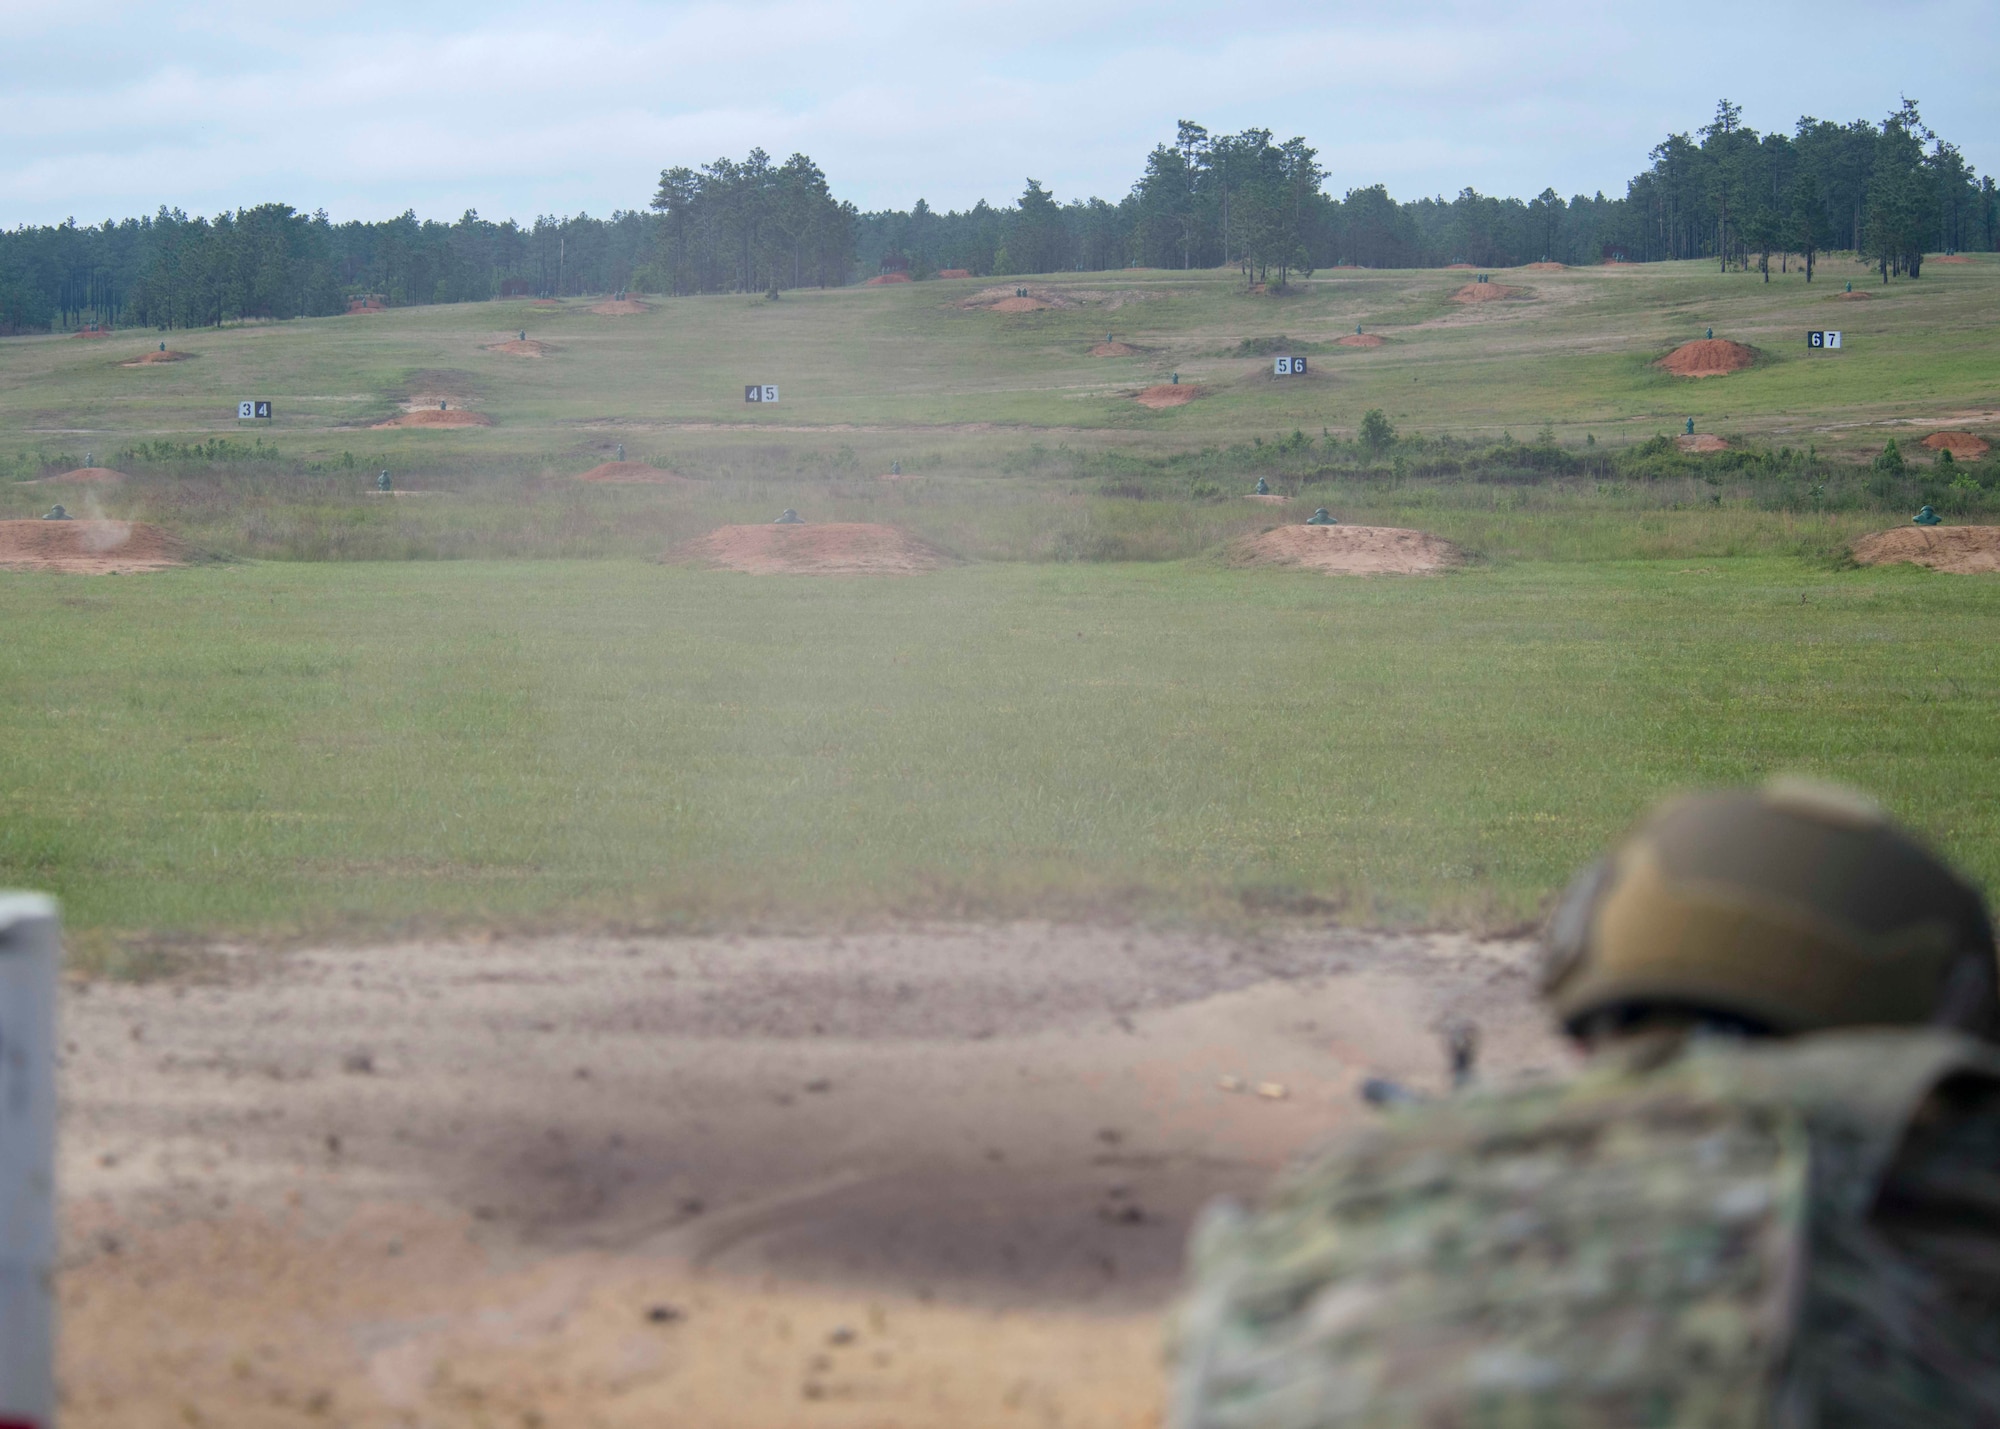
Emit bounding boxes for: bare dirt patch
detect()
[1231,524,1463,575]
[56,924,1561,1429]
[1935,255,1974,264]
[1677,434,1729,453]
[865,273,914,286]
[373,408,494,430]
[589,298,649,316]
[120,349,191,366]
[680,522,946,575]
[1445,263,1477,270]
[1852,526,2000,573]
[1243,493,1288,504]
[937,268,971,279]
[1922,431,1991,459]
[531,298,562,308]
[0,519,184,573]
[1522,262,1566,271]
[38,467,128,485]
[1658,338,1757,377]
[1336,333,1385,348]
[1837,290,1874,301]
[483,338,551,357]
[575,461,688,485]
[1090,341,1139,357]
[1450,282,1526,304]
[1135,384,1200,409]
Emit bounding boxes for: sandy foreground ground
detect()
[56,923,1568,1428]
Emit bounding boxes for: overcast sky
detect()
[6,0,1995,227]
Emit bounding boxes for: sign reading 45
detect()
[744,385,779,403]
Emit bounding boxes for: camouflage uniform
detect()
[1171,783,2000,1428]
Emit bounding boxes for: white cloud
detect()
[1,0,1993,224]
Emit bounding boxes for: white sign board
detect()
[1807,330,1843,350]
[1273,356,1308,376]
[744,385,779,404]
[236,399,273,419]
[0,894,58,1429]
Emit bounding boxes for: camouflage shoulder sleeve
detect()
[1168,1059,1808,1429]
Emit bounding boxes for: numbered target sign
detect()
[1808,331,1843,350]
[1274,356,1307,376]
[236,399,273,419]
[744,385,779,404]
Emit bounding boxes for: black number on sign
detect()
[745,385,761,402]
[254,400,272,419]
[1808,331,1824,348]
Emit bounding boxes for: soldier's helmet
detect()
[1542,780,1997,1040]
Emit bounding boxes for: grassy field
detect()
[3,256,1997,954]
[5,557,2000,961]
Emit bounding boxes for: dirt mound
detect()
[865,273,913,286]
[74,328,111,339]
[1450,283,1525,304]
[1677,434,1729,453]
[1135,384,1201,409]
[530,298,561,308]
[1243,493,1287,504]
[1445,263,1477,270]
[992,296,1052,312]
[575,461,686,484]
[1923,431,1991,459]
[1090,341,1139,356]
[1852,526,2000,574]
[1522,262,1566,271]
[41,467,128,484]
[1935,255,1973,264]
[1335,333,1385,348]
[0,519,184,573]
[937,268,971,279]
[1837,289,1874,301]
[589,299,647,316]
[121,349,190,365]
[962,286,1075,312]
[1659,339,1756,377]
[372,409,493,429]
[1230,524,1461,575]
[483,338,550,357]
[681,522,944,576]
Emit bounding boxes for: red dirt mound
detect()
[530,298,561,308]
[41,467,128,484]
[0,520,184,574]
[74,328,112,339]
[1522,262,1566,271]
[1450,283,1525,304]
[1445,263,1477,270]
[1677,434,1729,453]
[1229,524,1461,575]
[1923,431,1991,459]
[1336,333,1385,348]
[346,297,386,314]
[1852,526,2000,574]
[1135,384,1200,409]
[1090,341,1138,356]
[937,269,971,279]
[1659,339,1756,377]
[1836,290,1873,301]
[372,409,494,429]
[484,339,551,357]
[1935,255,1973,265]
[865,273,913,286]
[681,523,944,576]
[575,462,687,484]
[589,299,647,315]
[121,349,190,365]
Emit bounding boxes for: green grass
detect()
[7,558,2000,952]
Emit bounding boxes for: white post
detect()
[0,894,58,1429]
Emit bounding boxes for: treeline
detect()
[1,99,1992,333]
[858,100,1993,281]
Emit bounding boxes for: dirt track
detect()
[59,924,1565,1427]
